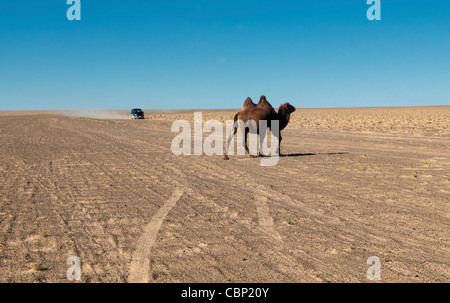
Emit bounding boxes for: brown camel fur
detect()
[223,96,296,160]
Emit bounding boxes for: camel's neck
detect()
[278,107,290,131]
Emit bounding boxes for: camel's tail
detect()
[232,112,239,125]
[229,113,239,136]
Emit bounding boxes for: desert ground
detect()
[0,106,448,282]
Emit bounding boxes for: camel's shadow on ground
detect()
[280,152,349,157]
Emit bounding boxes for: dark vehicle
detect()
[131,108,144,119]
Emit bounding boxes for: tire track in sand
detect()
[167,160,324,280]
[128,188,185,283]
[55,119,320,280]
[253,194,283,242]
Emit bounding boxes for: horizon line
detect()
[1,104,449,112]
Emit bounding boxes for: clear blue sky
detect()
[0,0,449,110]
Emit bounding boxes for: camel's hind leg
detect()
[278,133,282,156]
[223,125,238,160]
[245,128,253,156]
[224,123,254,159]
[223,114,239,160]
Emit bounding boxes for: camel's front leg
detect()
[262,128,281,157]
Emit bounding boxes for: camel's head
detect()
[280,102,296,114]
